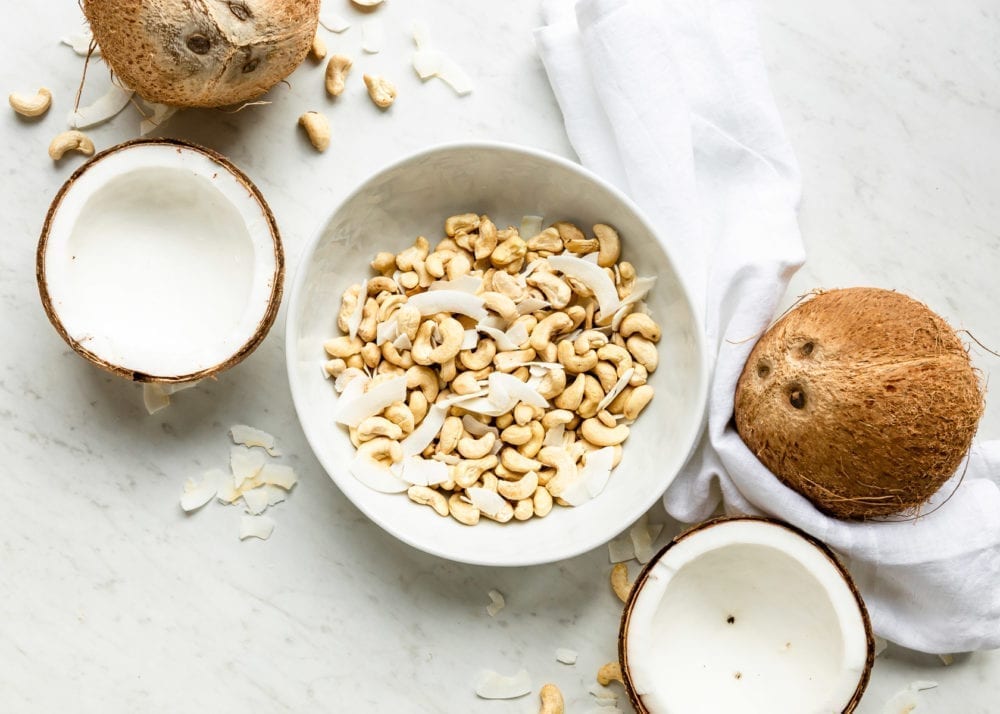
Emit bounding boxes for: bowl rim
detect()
[285,140,709,566]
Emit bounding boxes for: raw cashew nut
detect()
[438,416,465,455]
[459,339,497,371]
[446,253,472,280]
[538,683,565,714]
[597,344,634,377]
[620,313,662,342]
[481,292,519,324]
[500,423,532,446]
[448,493,480,525]
[425,250,453,278]
[407,486,448,516]
[617,261,637,298]
[551,221,585,247]
[593,223,621,267]
[377,293,407,320]
[578,375,605,418]
[498,470,538,501]
[557,341,598,374]
[451,371,481,396]
[611,562,631,603]
[361,342,381,369]
[526,227,563,254]
[519,421,545,458]
[537,446,577,497]
[533,485,554,517]
[324,335,364,357]
[597,662,624,687]
[494,348,535,373]
[526,272,571,310]
[626,335,659,372]
[371,251,396,275]
[624,384,655,421]
[382,341,414,368]
[408,390,429,425]
[9,87,52,117]
[554,373,586,411]
[384,402,415,435]
[366,276,399,296]
[490,235,527,267]
[530,312,574,352]
[491,271,525,300]
[298,112,330,152]
[394,305,421,342]
[581,418,630,446]
[356,436,402,466]
[337,284,362,332]
[325,54,353,96]
[310,33,327,61]
[474,216,498,260]
[458,432,497,459]
[412,317,464,365]
[536,367,566,400]
[574,329,609,354]
[445,213,479,237]
[541,409,575,429]
[364,74,397,108]
[629,364,649,387]
[514,498,534,521]
[593,361,618,393]
[500,448,542,474]
[48,130,95,160]
[452,455,498,488]
[358,298,378,342]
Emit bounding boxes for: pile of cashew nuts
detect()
[324,213,661,525]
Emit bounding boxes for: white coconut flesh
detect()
[39,141,281,381]
[622,519,871,714]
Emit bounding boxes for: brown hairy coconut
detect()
[734,287,983,519]
[83,0,320,108]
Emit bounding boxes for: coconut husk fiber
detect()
[734,287,984,520]
[83,0,319,108]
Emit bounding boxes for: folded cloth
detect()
[536,0,1000,653]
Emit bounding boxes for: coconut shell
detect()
[734,288,983,519]
[83,0,320,108]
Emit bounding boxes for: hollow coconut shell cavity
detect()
[82,0,320,108]
[734,287,983,519]
[619,517,874,714]
[37,139,283,383]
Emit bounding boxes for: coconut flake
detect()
[239,515,275,541]
[391,333,411,351]
[583,447,616,498]
[376,317,398,346]
[143,384,172,414]
[597,368,634,413]
[477,324,520,351]
[874,636,888,657]
[630,517,664,565]
[461,329,479,350]
[412,49,443,80]
[416,51,473,95]
[139,103,177,136]
[347,280,367,339]
[520,215,543,239]
[231,446,267,489]
[265,485,287,507]
[505,322,529,348]
[407,290,487,321]
[361,18,384,53]
[490,372,548,408]
[542,423,565,448]
[260,463,297,490]
[560,477,593,507]
[401,456,449,486]
[319,10,351,33]
[486,589,506,617]
[589,682,620,701]
[216,474,241,504]
[242,486,270,515]
[474,669,531,700]
[467,488,508,519]
[548,254,620,318]
[402,405,447,458]
[608,532,636,563]
[335,368,369,394]
[68,81,134,129]
[333,374,407,427]
[61,30,99,56]
[880,682,937,714]
[350,453,409,493]
[229,424,280,456]
[180,470,222,512]
[555,647,578,664]
[462,415,497,438]
[516,297,549,315]
[429,275,483,294]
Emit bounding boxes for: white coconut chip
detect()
[139,103,177,136]
[589,682,620,701]
[583,447,616,498]
[361,19,384,53]
[490,372,548,408]
[333,374,407,427]
[319,8,351,33]
[407,290,487,321]
[143,384,172,414]
[61,30,100,56]
[467,488,508,519]
[428,275,483,294]
[516,297,549,315]
[375,317,398,346]
[216,475,241,504]
[874,636,888,657]
[630,518,664,565]
[239,514,275,541]
[264,485,287,507]
[597,368,635,414]
[260,463,297,490]
[543,423,565,448]
[608,532,636,563]
[548,254,620,318]
[68,82,134,129]
[229,424,281,456]
[477,324,520,351]
[412,49,474,95]
[520,215,544,239]
[402,405,447,458]
[555,648,578,665]
[461,329,479,350]
[334,368,369,394]
[180,470,222,513]
[400,456,450,486]
[241,486,270,515]
[392,332,412,351]
[412,49,443,80]
[505,322,529,348]
[412,20,432,51]
[350,453,409,493]
[462,415,498,438]
[880,681,938,714]
[347,280,367,339]
[473,669,531,700]
[486,589,506,617]
[230,446,267,489]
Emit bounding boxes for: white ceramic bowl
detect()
[286,142,708,566]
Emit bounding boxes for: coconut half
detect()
[620,517,873,714]
[37,139,283,383]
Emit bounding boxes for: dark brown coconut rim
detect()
[36,138,284,384]
[617,516,875,714]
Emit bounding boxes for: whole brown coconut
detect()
[83,0,320,108]
[734,288,983,519]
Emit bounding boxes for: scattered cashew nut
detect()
[364,74,397,108]
[299,111,330,152]
[538,684,564,714]
[326,54,353,97]
[9,87,52,117]
[611,562,631,603]
[48,130,94,160]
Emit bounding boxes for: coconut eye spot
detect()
[756,361,771,380]
[800,341,814,357]
[243,59,259,73]
[186,34,211,54]
[229,1,251,20]
[787,385,806,409]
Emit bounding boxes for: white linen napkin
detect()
[536,0,1000,653]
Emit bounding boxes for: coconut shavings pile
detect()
[180,425,297,541]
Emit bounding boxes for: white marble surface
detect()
[1,0,998,711]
